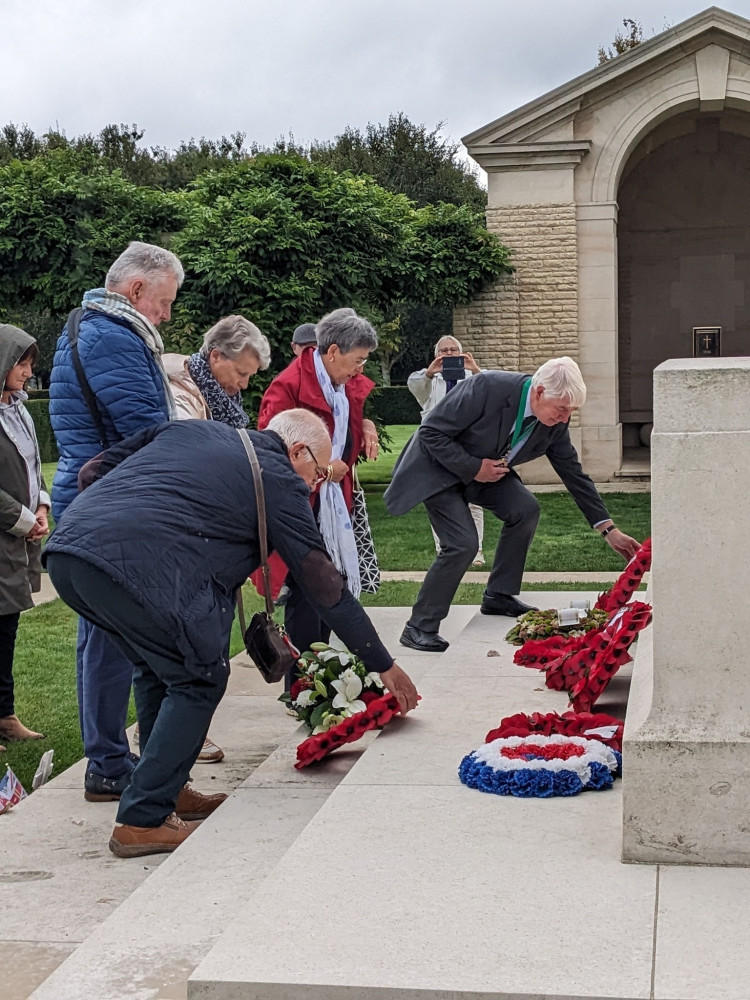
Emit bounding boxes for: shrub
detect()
[24,398,58,462]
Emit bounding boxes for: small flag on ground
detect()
[0,765,28,814]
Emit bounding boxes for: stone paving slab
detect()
[7,606,471,999]
[189,593,657,1000]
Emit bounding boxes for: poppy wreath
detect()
[295,694,401,769]
[459,735,622,798]
[568,601,652,712]
[595,538,652,613]
[513,632,590,669]
[484,710,624,752]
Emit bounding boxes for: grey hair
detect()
[531,356,587,407]
[434,335,462,357]
[266,408,331,454]
[105,241,184,289]
[316,307,378,355]
[200,315,271,370]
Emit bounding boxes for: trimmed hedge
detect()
[24,398,58,462]
[368,385,421,425]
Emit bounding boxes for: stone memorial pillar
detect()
[623,358,750,866]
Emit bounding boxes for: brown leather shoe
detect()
[175,784,227,821]
[109,812,201,858]
[0,714,44,742]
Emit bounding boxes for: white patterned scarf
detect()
[313,349,361,598]
[82,288,177,418]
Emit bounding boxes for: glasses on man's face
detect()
[305,445,328,487]
[438,346,461,355]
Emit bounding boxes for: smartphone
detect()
[442,355,465,380]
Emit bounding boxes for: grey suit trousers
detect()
[409,473,540,633]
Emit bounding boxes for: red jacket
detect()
[257,347,374,512]
[253,348,375,599]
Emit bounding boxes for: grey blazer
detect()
[384,371,609,526]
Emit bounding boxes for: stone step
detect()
[188,594,750,1000]
[18,606,474,1000]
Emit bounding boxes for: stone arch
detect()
[616,106,750,441]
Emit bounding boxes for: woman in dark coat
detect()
[0,324,49,750]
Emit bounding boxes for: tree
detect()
[310,112,486,212]
[0,121,250,189]
[0,149,185,313]
[169,154,511,379]
[597,19,644,64]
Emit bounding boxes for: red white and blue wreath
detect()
[458,734,622,798]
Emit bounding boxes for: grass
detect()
[367,490,650,572]
[357,424,415,484]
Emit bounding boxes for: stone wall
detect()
[454,204,579,373]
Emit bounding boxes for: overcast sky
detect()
[2,1,749,167]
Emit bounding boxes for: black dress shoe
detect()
[399,624,449,652]
[480,594,539,617]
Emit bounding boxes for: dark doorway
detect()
[618,109,750,448]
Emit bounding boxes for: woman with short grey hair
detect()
[163,315,271,427]
[257,306,381,679]
[315,307,378,356]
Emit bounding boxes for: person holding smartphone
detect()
[407,336,485,565]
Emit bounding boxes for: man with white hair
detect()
[386,357,640,652]
[45,409,418,857]
[49,241,187,799]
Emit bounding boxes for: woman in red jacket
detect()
[257,308,380,669]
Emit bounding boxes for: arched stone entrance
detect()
[461,8,750,481]
[617,108,750,451]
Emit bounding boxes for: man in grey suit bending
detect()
[384,357,640,652]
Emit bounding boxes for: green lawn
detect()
[357,424,415,483]
[368,490,650,572]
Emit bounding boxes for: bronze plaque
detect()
[692,327,721,357]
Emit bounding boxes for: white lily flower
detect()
[318,649,352,666]
[365,672,385,690]
[293,689,316,708]
[331,668,366,714]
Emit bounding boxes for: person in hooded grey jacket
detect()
[0,323,49,750]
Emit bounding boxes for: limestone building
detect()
[457,7,750,481]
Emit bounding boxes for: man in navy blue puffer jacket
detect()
[45,410,419,858]
[49,241,183,801]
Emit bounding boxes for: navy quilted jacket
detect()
[44,422,393,673]
[49,309,168,520]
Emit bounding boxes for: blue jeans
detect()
[76,617,135,779]
[50,554,229,828]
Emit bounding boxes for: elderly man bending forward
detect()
[45,410,418,858]
[386,357,640,652]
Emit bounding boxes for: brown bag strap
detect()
[237,429,274,619]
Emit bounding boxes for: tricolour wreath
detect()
[458,734,622,798]
[485,710,624,752]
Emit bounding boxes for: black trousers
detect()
[0,612,20,718]
[283,579,331,689]
[47,553,229,828]
[409,473,540,633]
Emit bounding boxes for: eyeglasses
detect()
[437,346,461,355]
[305,445,329,486]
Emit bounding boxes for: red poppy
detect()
[294,695,402,769]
